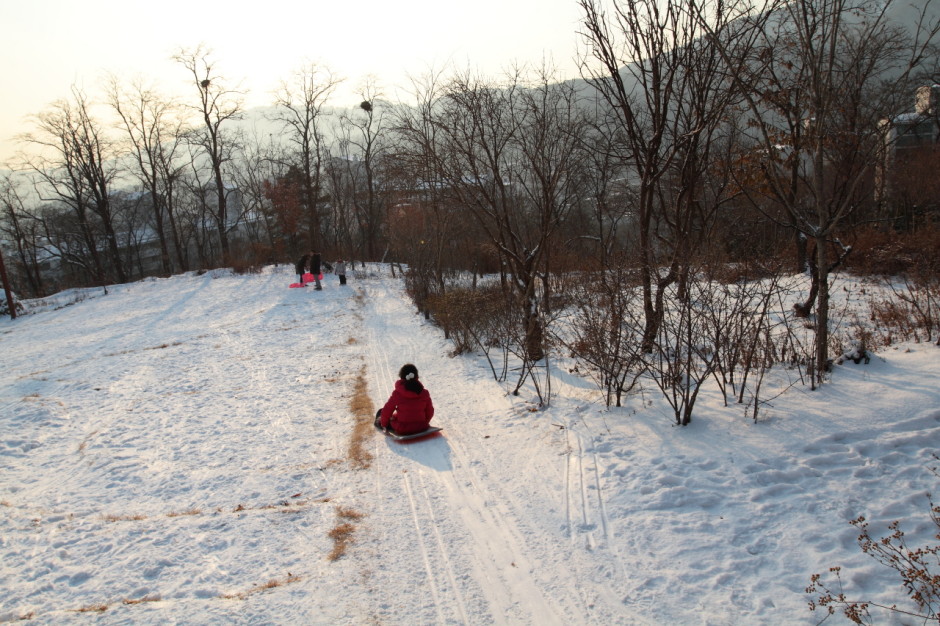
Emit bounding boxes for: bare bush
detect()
[696,266,785,420]
[867,269,940,347]
[644,279,722,426]
[558,266,646,408]
[808,464,940,624]
[403,266,437,320]
[428,285,515,381]
[845,225,940,277]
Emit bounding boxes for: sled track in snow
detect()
[362,283,572,624]
[358,278,659,624]
[401,471,445,619]
[363,293,477,622]
[403,470,472,624]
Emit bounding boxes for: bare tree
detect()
[390,67,476,314]
[106,76,189,275]
[714,0,940,383]
[173,45,244,261]
[0,246,15,318]
[578,113,638,270]
[235,132,294,259]
[19,86,127,285]
[322,137,359,257]
[0,174,45,296]
[578,0,770,355]
[339,78,387,260]
[272,62,343,251]
[424,67,591,394]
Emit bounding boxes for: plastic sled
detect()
[302,272,315,283]
[375,424,442,442]
[289,282,306,288]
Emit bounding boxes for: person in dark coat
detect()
[295,251,313,285]
[311,252,322,290]
[375,364,434,435]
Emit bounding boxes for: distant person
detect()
[295,251,313,286]
[311,251,322,290]
[375,364,434,435]
[335,259,347,286]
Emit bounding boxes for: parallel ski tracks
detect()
[564,428,612,550]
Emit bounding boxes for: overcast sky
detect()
[1,0,587,163]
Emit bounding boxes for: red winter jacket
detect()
[380,380,434,435]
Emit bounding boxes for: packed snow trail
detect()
[363,280,578,624]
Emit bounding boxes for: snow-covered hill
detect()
[1,265,938,624]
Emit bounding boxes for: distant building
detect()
[894,85,940,149]
[877,85,940,211]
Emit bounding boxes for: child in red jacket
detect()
[375,364,434,435]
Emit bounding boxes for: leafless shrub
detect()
[644,278,722,426]
[428,286,504,353]
[428,284,515,381]
[229,259,262,275]
[830,314,876,365]
[869,297,919,344]
[403,266,438,320]
[889,272,940,346]
[864,269,940,348]
[715,268,807,420]
[699,270,782,412]
[845,225,940,277]
[808,460,940,624]
[557,266,646,407]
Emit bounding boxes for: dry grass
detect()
[327,506,365,561]
[103,513,147,522]
[328,523,357,561]
[336,506,364,520]
[105,341,183,357]
[233,497,324,513]
[101,498,321,523]
[123,595,161,605]
[72,603,108,613]
[78,430,100,456]
[9,611,34,620]
[219,573,303,600]
[348,366,375,470]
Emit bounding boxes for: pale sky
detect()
[1,0,588,164]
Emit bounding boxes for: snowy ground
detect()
[1,264,938,625]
